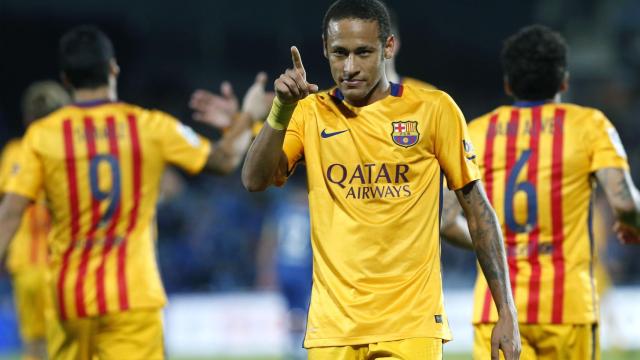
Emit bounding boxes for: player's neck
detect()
[513,93,561,107]
[73,85,117,104]
[385,61,401,83]
[347,77,391,107]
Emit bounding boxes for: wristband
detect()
[266,97,297,131]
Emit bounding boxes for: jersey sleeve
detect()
[586,110,629,172]
[0,142,16,193]
[433,92,481,190]
[150,111,212,174]
[282,102,306,174]
[4,130,43,200]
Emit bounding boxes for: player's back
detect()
[468,102,628,325]
[15,99,209,320]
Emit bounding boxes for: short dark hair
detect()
[502,25,568,100]
[59,25,115,89]
[323,0,391,45]
[387,6,399,37]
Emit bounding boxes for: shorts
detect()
[11,268,48,341]
[473,323,599,360]
[46,308,164,360]
[308,337,443,360]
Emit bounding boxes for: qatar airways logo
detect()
[326,163,412,199]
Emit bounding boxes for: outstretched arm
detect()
[196,73,273,175]
[455,180,521,360]
[242,46,318,191]
[201,111,253,175]
[0,193,31,261]
[595,168,640,243]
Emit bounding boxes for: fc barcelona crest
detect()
[391,121,420,147]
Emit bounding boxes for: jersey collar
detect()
[513,99,553,107]
[72,99,116,108]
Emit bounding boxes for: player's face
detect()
[324,19,393,104]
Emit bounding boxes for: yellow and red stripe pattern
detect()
[6,101,211,320]
[469,102,628,325]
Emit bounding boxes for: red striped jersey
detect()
[0,138,50,274]
[5,100,211,320]
[468,102,629,324]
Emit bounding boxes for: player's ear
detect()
[559,71,569,93]
[383,35,395,60]
[109,58,120,76]
[392,34,401,57]
[503,76,513,97]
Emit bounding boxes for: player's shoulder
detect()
[557,102,606,120]
[401,83,451,105]
[0,137,23,163]
[468,106,510,130]
[401,77,437,90]
[113,102,179,130]
[111,102,175,121]
[2,138,23,153]
[555,102,611,132]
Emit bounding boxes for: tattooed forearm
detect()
[440,189,474,249]
[455,181,516,313]
[595,168,640,228]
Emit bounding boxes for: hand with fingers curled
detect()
[189,82,238,129]
[274,46,319,104]
[267,46,319,131]
[492,311,521,360]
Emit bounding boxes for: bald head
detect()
[22,81,71,125]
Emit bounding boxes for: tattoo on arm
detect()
[440,189,473,249]
[595,168,640,228]
[456,181,515,313]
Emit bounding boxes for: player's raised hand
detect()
[491,312,521,360]
[190,81,239,129]
[274,46,319,104]
[242,72,274,121]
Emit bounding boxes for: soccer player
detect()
[0,81,70,360]
[0,26,254,360]
[467,25,640,359]
[242,0,521,359]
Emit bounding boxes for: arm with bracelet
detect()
[242,46,318,191]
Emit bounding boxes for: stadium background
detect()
[1,0,640,358]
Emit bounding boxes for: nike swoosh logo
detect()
[466,155,477,160]
[321,129,349,138]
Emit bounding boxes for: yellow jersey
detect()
[6,100,211,320]
[0,139,50,274]
[282,83,480,347]
[401,77,437,90]
[468,102,628,325]
[592,197,612,296]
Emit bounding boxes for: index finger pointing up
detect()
[291,46,306,77]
